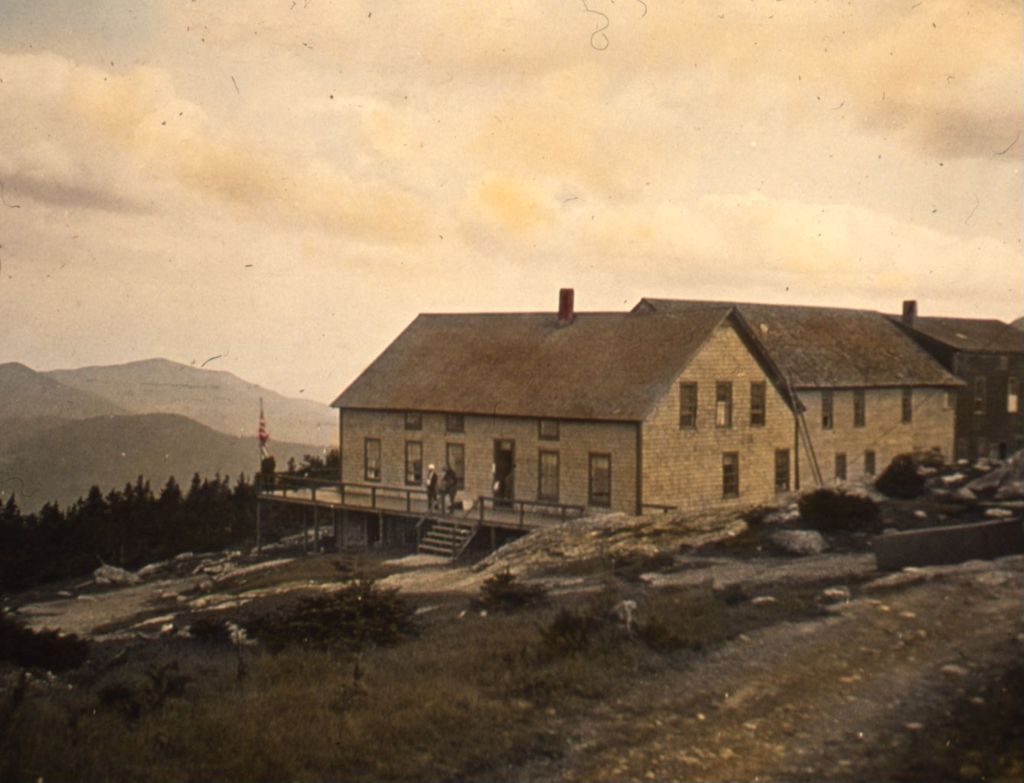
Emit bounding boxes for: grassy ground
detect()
[0,575,828,782]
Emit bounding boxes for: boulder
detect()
[769,529,828,555]
[820,586,851,604]
[995,481,1024,501]
[92,564,141,586]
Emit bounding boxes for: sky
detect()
[1,0,1021,404]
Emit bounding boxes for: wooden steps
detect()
[418,518,477,558]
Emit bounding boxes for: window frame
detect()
[853,390,866,428]
[364,438,382,483]
[864,449,876,477]
[750,381,767,427]
[835,452,847,482]
[538,419,560,441]
[537,449,560,502]
[715,381,733,429]
[901,388,913,424]
[974,377,986,414]
[404,440,423,486]
[821,390,834,430]
[722,452,740,498]
[1008,377,1019,414]
[588,452,612,508]
[404,411,423,431]
[679,382,698,429]
[774,449,790,493]
[445,413,465,434]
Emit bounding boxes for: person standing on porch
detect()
[426,464,438,511]
[441,465,458,513]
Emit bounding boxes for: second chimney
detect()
[902,299,918,326]
[558,288,575,326]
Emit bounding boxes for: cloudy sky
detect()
[1,0,1020,403]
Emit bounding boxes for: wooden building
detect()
[330,292,961,522]
[891,300,1024,461]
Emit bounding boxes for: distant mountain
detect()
[0,413,316,510]
[47,358,335,448]
[1012,316,1024,332]
[0,362,125,420]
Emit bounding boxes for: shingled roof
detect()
[892,316,1024,354]
[333,307,747,421]
[635,299,962,389]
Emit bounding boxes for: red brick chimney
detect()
[558,288,575,326]
[902,300,918,326]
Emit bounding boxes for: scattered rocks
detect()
[940,472,967,486]
[92,564,141,587]
[769,530,828,556]
[819,586,851,604]
[953,487,977,502]
[984,508,1015,518]
[863,570,927,592]
[751,596,777,606]
[913,510,928,520]
[940,663,969,677]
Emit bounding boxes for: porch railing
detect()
[475,496,586,527]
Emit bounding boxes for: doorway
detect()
[493,439,515,506]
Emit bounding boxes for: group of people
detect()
[425,463,459,513]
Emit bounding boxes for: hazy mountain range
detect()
[0,360,335,511]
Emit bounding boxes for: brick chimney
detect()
[902,300,918,326]
[557,288,575,326]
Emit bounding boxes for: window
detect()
[722,452,740,498]
[853,390,866,428]
[445,413,465,433]
[944,390,955,411]
[679,383,698,429]
[715,382,733,428]
[364,438,381,482]
[901,388,913,424]
[446,443,465,489]
[588,453,611,507]
[974,377,986,414]
[835,452,847,482]
[750,382,766,426]
[538,419,560,441]
[1008,377,1019,414]
[998,355,1009,371]
[538,450,560,502]
[864,450,876,477]
[404,412,422,431]
[404,441,422,486]
[774,449,790,493]
[821,391,834,430]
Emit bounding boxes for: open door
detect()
[493,439,515,506]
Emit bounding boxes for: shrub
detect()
[247,578,416,651]
[189,617,233,645]
[875,454,926,499]
[476,571,547,612]
[539,607,604,656]
[0,612,89,672]
[798,489,880,532]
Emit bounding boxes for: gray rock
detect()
[820,586,851,604]
[984,508,1015,518]
[953,487,977,501]
[92,564,140,586]
[769,530,828,555]
[995,481,1024,501]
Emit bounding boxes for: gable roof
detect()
[635,299,963,388]
[891,316,1024,354]
[333,307,744,421]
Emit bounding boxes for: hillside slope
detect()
[47,359,336,447]
[0,413,317,510]
[0,363,125,420]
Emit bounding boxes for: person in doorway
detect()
[442,465,458,513]
[426,464,438,511]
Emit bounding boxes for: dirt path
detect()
[497,555,1024,782]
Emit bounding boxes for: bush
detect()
[476,571,547,612]
[539,607,605,656]
[798,489,880,532]
[189,617,233,645]
[875,454,926,499]
[247,578,416,651]
[0,612,89,672]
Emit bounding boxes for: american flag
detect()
[258,398,270,460]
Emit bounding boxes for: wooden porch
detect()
[256,474,589,557]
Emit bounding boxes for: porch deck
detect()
[257,474,589,531]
